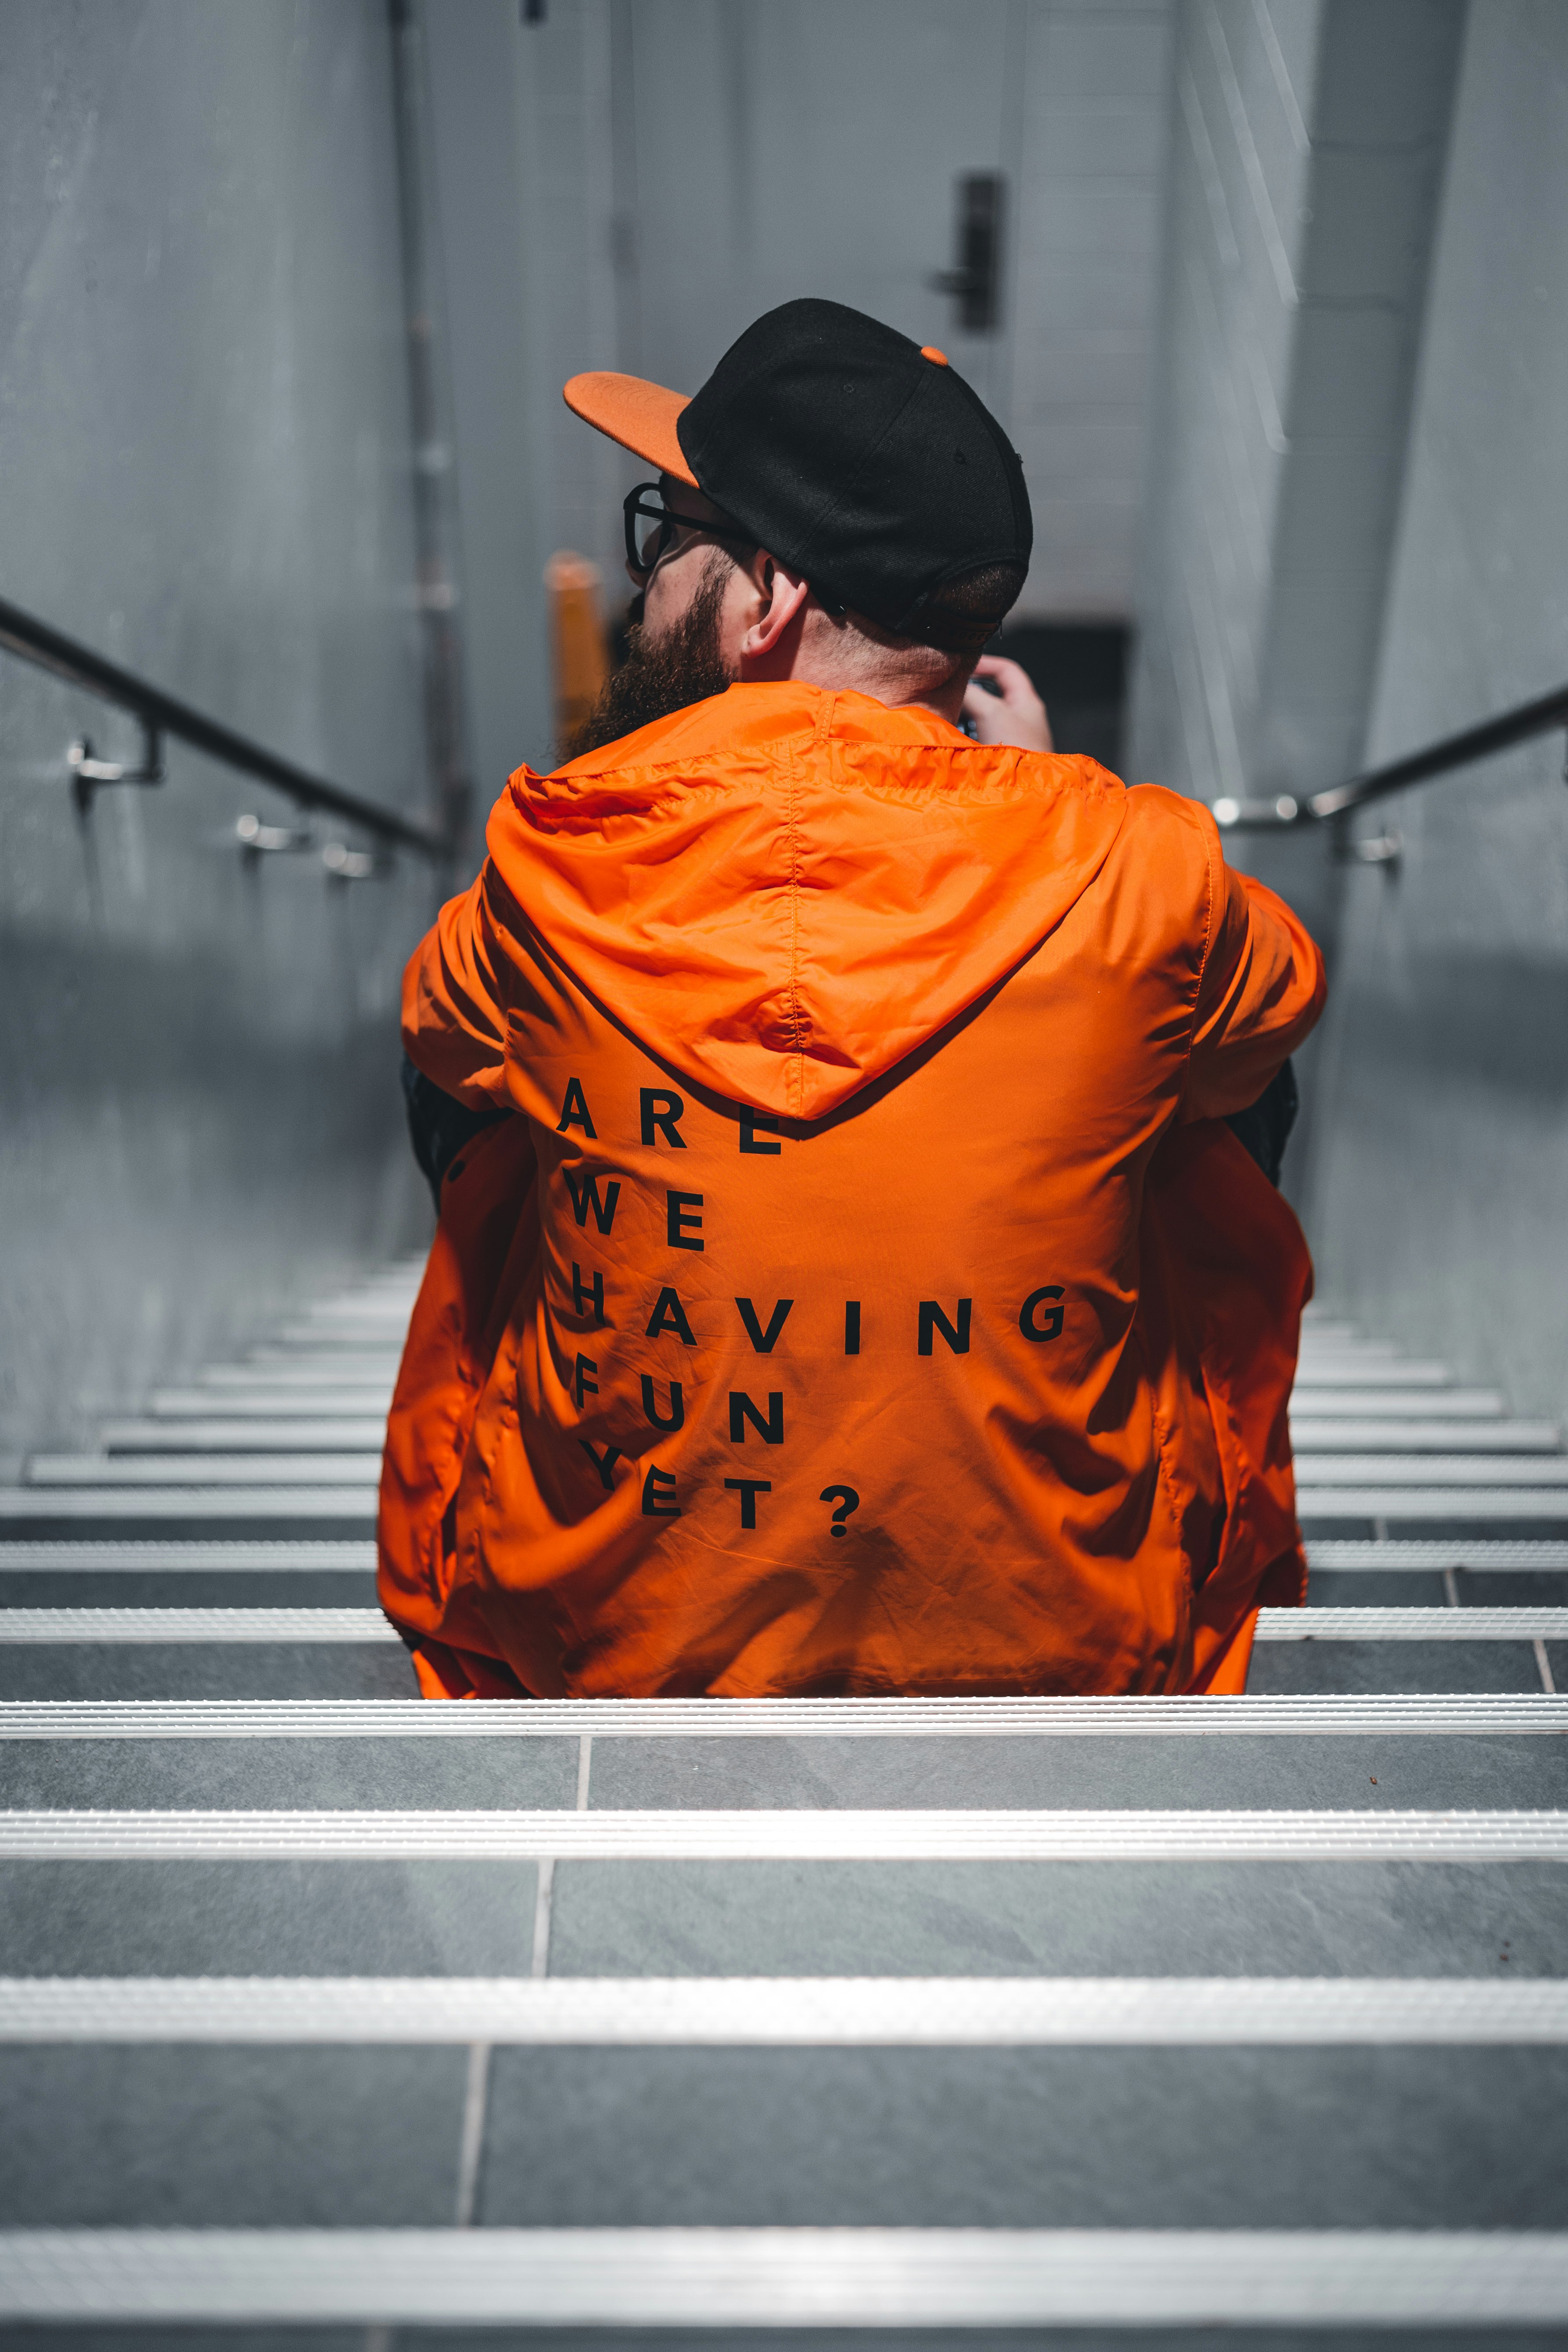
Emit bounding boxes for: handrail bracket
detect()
[68,722,164,817]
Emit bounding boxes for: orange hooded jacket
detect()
[381,681,1325,1700]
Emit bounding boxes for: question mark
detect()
[819,1485,859,1538]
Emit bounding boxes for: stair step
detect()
[4,1693,1565,1735]
[1,1604,1561,1643]
[0,2047,1564,2231]
[1290,1420,1560,1452]
[2,1851,1557,1982]
[1287,1388,1506,1417]
[4,1808,1565,1859]
[1308,1539,1568,1572]
[5,1261,1559,2319]
[233,1352,401,1381]
[0,1490,374,1530]
[1,2225,1565,2330]
[0,1609,400,1642]
[1297,1488,1568,1524]
[101,1420,389,1452]
[5,1971,1565,2043]
[25,1455,381,1486]
[149,1389,391,1416]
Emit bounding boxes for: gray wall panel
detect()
[0,2,437,1456]
[1308,1,1568,1426]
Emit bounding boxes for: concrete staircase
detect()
[1,1268,1566,2342]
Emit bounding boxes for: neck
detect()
[739,607,968,728]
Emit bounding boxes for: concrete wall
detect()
[483,0,1173,635]
[0,1,438,1456]
[1125,0,1466,1199]
[1307,0,1568,1421]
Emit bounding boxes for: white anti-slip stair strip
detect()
[4,1695,1566,1736]
[1292,1362,1453,1386]
[25,1456,383,1486]
[1,1808,1564,1860]
[1290,1391,1506,1417]
[1,1606,1563,1644]
[0,1537,1561,1573]
[101,1422,390,1452]
[0,1541,377,1571]
[1291,1422,1562,1452]
[1293,1456,1568,1485]
[0,1491,375,1521]
[2,1975,1566,2045]
[113,1417,1561,1454]
[40,1453,1568,1490]
[1298,1489,1568,1519]
[149,1392,392,1416]
[2,2227,1568,2325]
[1261,1606,1568,1638]
[0,1610,404,1642]
[1307,1539,1568,1570]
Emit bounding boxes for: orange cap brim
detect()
[563,372,697,486]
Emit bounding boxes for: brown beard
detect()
[568,551,737,759]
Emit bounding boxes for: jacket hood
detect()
[490,680,1128,1122]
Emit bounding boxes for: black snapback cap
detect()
[564,298,1032,638]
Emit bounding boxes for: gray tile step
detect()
[1291,1361,1454,1386]
[2,2224,1566,2332]
[0,1541,379,1609]
[0,1611,1561,1700]
[0,1855,541,1977]
[5,1851,1560,1983]
[1245,1641,1559,1699]
[4,2048,1568,2234]
[0,1611,1560,1702]
[4,1699,1567,1811]
[3,2028,1568,2227]
[0,1644,417,1702]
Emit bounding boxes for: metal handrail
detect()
[1214,676,1568,835]
[0,590,450,860]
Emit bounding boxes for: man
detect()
[381,298,1325,1700]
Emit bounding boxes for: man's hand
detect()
[962,655,1053,753]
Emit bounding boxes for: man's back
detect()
[382,681,1324,1699]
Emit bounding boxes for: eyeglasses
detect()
[622,481,755,578]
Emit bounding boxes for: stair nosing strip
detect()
[0,1973,1564,2043]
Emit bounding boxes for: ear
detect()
[738,553,812,670]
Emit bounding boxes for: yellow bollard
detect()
[544,551,609,758]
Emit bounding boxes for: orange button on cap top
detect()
[920,345,951,366]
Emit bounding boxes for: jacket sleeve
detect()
[400,861,518,1114]
[1182,855,1327,1121]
